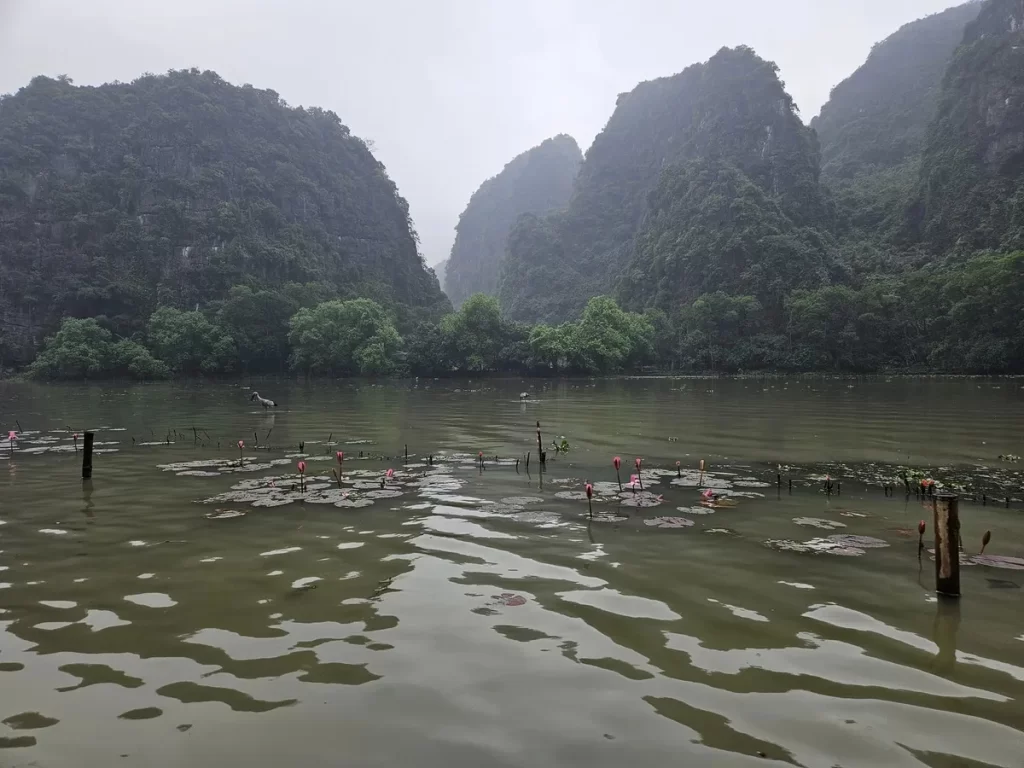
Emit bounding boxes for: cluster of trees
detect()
[28,293,662,379]
[30,248,1024,379]
[664,250,1024,372]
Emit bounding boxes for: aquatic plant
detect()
[644,516,695,528]
[793,517,847,530]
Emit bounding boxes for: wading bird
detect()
[250,392,277,409]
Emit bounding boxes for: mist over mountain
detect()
[443,135,581,309]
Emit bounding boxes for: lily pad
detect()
[335,498,375,509]
[678,505,715,515]
[617,493,663,508]
[766,538,865,557]
[793,517,847,530]
[828,534,889,549]
[364,489,403,499]
[587,513,629,523]
[644,516,694,528]
[204,509,246,520]
[968,554,1024,570]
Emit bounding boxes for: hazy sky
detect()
[0,0,963,267]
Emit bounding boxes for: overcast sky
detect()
[0,0,964,267]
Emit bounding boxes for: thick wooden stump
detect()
[932,492,960,597]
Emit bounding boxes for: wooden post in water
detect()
[82,431,95,479]
[932,492,961,598]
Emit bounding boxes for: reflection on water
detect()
[1,377,1023,767]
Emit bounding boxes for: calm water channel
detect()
[1,377,1023,767]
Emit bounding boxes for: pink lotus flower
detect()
[385,468,394,479]
[635,457,642,469]
[237,440,244,450]
[297,461,306,474]
[585,483,593,499]
[613,456,621,470]
[7,431,16,441]
[336,451,344,464]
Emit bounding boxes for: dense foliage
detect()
[444,135,581,308]
[28,318,168,380]
[27,293,662,378]
[288,299,402,376]
[0,69,449,367]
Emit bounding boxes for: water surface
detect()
[1,377,1023,767]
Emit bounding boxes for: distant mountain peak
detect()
[443,135,581,308]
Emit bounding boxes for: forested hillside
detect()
[0,70,448,366]
[444,135,580,308]
[499,47,835,323]
[493,0,1024,373]
[499,62,708,322]
[619,48,839,319]
[908,0,1024,251]
[813,2,981,182]
[6,0,1024,378]
[812,1,982,239]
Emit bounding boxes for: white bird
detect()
[250,391,277,408]
[519,392,530,400]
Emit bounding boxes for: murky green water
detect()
[1,377,1023,767]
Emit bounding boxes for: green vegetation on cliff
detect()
[0,69,449,368]
[813,2,981,182]
[500,46,835,324]
[908,0,1024,251]
[444,135,581,308]
[812,1,982,239]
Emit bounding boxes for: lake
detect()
[1,377,1023,767]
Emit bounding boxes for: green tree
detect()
[216,285,296,372]
[288,298,402,375]
[440,293,512,372]
[110,339,170,380]
[528,323,576,371]
[147,307,235,375]
[404,323,449,376]
[28,318,168,380]
[677,292,766,371]
[571,296,653,373]
[28,318,114,380]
